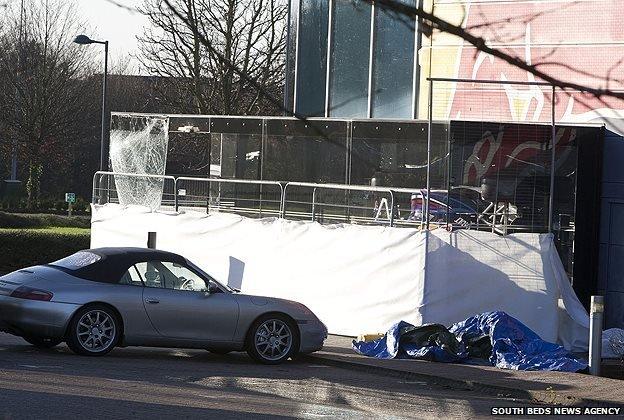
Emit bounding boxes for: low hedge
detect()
[0,228,90,275]
[0,212,91,229]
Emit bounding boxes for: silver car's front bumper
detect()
[0,295,79,338]
[298,319,328,354]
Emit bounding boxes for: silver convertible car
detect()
[0,248,327,364]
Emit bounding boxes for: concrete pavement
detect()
[305,336,624,407]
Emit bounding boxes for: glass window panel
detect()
[166,132,211,177]
[350,121,437,224]
[255,121,348,219]
[208,131,264,216]
[51,251,101,270]
[284,0,300,112]
[262,120,348,222]
[140,261,208,292]
[448,121,553,232]
[371,0,416,118]
[552,126,580,279]
[350,121,431,188]
[328,0,371,118]
[295,0,329,116]
[263,120,347,183]
[120,266,144,286]
[349,121,454,225]
[209,133,261,180]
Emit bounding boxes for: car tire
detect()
[22,335,63,349]
[246,314,299,365]
[66,304,120,356]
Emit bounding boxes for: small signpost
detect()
[65,192,76,216]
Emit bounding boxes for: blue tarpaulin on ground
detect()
[352,311,587,372]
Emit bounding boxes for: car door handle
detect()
[145,299,160,304]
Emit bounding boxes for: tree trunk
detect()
[26,162,43,210]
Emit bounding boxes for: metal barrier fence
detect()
[93,171,534,232]
[92,171,177,210]
[282,182,426,227]
[175,176,283,217]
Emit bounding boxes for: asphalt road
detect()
[0,333,529,419]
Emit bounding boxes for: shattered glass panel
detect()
[109,115,170,210]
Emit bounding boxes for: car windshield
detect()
[50,251,101,270]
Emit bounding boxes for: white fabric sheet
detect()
[424,230,589,350]
[91,204,590,351]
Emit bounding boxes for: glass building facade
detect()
[285,0,420,118]
[111,106,605,313]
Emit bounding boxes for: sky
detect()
[73,0,147,74]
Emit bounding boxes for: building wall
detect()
[419,0,624,322]
[285,0,420,118]
[287,0,624,132]
[421,0,624,134]
[286,0,623,323]
[599,129,624,327]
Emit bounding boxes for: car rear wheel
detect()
[66,304,120,356]
[246,314,299,365]
[22,335,63,349]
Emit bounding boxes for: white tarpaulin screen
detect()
[91,204,589,351]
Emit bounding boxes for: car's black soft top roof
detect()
[89,247,187,263]
[51,247,188,284]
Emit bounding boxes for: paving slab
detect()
[304,335,624,407]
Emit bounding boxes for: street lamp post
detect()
[74,35,109,172]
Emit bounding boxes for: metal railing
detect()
[92,171,535,232]
[92,171,176,210]
[175,176,284,217]
[282,182,427,227]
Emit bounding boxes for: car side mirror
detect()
[208,283,220,294]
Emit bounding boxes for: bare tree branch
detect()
[138,0,286,115]
[101,0,138,13]
[0,0,97,207]
[159,0,624,124]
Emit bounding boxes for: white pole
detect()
[548,85,556,233]
[589,295,604,376]
[425,79,433,229]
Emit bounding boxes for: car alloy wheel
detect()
[76,310,116,353]
[67,304,120,356]
[253,318,293,363]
